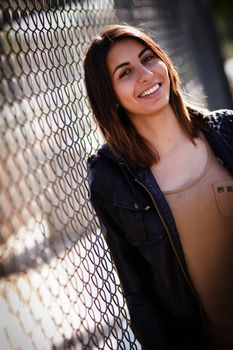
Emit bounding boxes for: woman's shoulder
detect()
[203,109,233,135]
[188,106,233,134]
[203,109,233,128]
[87,144,119,170]
[87,144,122,194]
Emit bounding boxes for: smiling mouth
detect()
[139,83,161,97]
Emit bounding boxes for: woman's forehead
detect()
[107,39,149,61]
[110,38,147,51]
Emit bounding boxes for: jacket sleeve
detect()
[88,161,171,350]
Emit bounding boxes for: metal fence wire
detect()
[0,1,232,349]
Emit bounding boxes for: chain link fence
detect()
[0,1,232,349]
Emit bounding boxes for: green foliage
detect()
[212,0,233,58]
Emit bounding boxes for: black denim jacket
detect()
[87,109,233,350]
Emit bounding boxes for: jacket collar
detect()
[98,143,120,162]
[98,143,144,178]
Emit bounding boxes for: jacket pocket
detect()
[213,181,233,217]
[113,193,165,246]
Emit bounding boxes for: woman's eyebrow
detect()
[112,47,150,76]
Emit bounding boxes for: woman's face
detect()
[106,39,170,121]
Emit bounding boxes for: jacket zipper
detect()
[134,177,206,326]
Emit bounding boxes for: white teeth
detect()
[140,83,160,97]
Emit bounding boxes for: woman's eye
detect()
[143,54,154,63]
[119,69,130,79]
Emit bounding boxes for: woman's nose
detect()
[137,65,153,83]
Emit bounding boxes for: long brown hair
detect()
[84,24,206,168]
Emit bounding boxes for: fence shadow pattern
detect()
[0,0,230,349]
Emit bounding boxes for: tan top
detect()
[164,140,233,349]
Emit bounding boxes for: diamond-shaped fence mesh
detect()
[0,1,232,350]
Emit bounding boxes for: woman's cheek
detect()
[115,82,131,100]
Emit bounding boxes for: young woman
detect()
[84,24,233,349]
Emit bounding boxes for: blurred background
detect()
[0,1,232,349]
[212,0,233,99]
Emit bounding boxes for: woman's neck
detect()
[131,105,188,157]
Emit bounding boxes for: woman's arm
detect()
[88,163,171,350]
